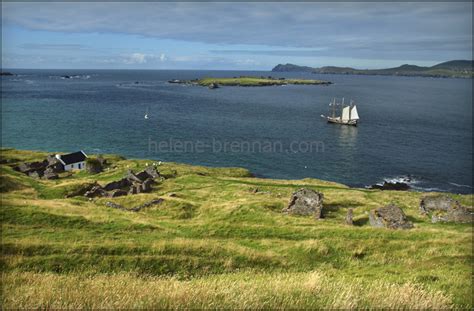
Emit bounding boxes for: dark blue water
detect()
[1,69,472,193]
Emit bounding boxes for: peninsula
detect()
[1,148,473,309]
[169,76,331,87]
[272,60,474,79]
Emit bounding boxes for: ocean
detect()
[1,69,472,193]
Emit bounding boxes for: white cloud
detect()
[125,53,147,64]
[159,53,167,62]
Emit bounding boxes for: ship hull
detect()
[326,117,358,126]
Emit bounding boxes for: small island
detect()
[169,76,331,88]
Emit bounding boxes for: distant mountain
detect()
[271,63,314,72]
[271,60,473,78]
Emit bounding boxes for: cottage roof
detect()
[58,151,87,165]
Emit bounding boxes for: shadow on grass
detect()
[353,216,369,227]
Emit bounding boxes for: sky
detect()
[1,2,472,70]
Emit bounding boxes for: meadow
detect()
[197,76,330,86]
[1,148,472,309]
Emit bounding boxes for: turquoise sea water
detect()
[1,69,472,193]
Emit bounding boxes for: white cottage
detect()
[56,150,88,171]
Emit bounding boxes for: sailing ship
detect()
[321,98,359,126]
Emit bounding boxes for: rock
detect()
[168,192,177,197]
[28,170,42,179]
[105,201,127,211]
[345,208,354,225]
[84,185,108,198]
[1,72,14,76]
[420,195,473,223]
[369,204,413,229]
[108,189,128,198]
[282,188,324,219]
[369,182,410,191]
[42,168,59,180]
[208,83,219,89]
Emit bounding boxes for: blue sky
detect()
[1,2,472,70]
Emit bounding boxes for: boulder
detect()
[345,208,354,225]
[420,195,473,223]
[282,188,324,219]
[369,181,410,191]
[369,204,413,229]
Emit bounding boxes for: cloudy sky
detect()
[1,2,472,70]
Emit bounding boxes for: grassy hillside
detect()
[198,77,330,86]
[272,60,474,78]
[1,148,472,309]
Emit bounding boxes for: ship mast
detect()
[331,98,336,118]
[349,100,352,121]
[341,98,345,120]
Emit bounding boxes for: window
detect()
[78,163,81,169]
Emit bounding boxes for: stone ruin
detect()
[282,188,324,219]
[369,204,414,229]
[420,195,473,223]
[83,166,163,198]
[14,155,64,180]
[345,208,354,225]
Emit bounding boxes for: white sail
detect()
[341,106,351,121]
[350,105,359,120]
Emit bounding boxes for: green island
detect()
[1,148,472,309]
[169,76,331,87]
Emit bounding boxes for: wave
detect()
[448,182,473,189]
[49,75,91,80]
[369,175,420,187]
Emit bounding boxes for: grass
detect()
[1,148,472,309]
[197,76,330,87]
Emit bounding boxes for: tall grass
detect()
[2,271,453,309]
[1,149,472,309]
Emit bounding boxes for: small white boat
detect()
[321,98,359,126]
[144,107,149,119]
